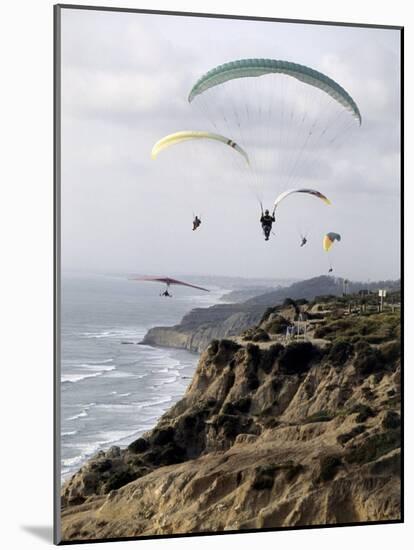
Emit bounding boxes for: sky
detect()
[60,8,401,281]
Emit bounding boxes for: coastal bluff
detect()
[141,276,400,352]
[61,289,401,541]
[141,303,266,352]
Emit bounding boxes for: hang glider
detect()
[131,276,210,293]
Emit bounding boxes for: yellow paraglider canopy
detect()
[151,131,250,165]
[323,232,341,252]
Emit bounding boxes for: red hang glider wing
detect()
[131,276,210,292]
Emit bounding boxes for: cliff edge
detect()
[61,293,401,541]
[141,276,400,352]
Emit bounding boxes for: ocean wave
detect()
[61,429,141,479]
[130,397,172,409]
[96,429,139,445]
[80,328,147,340]
[94,403,140,412]
[62,455,84,468]
[67,410,88,420]
[62,357,113,367]
[62,372,102,384]
[79,363,115,371]
[151,374,181,387]
[66,402,96,421]
[104,370,135,379]
[61,365,116,384]
[87,358,114,365]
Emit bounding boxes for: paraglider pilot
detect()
[300,236,307,247]
[260,209,275,241]
[193,215,201,231]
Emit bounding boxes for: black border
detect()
[53,4,404,545]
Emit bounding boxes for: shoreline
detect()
[61,347,201,483]
[61,284,229,483]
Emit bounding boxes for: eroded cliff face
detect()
[142,305,266,352]
[61,299,401,541]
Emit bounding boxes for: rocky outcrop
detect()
[142,304,266,352]
[61,297,401,541]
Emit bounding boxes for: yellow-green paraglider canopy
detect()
[151,130,250,165]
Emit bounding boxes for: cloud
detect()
[60,9,401,280]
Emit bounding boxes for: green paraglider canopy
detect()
[189,58,361,124]
[187,58,361,209]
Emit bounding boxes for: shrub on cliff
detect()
[223,397,251,415]
[304,410,333,423]
[87,459,112,477]
[380,340,401,367]
[317,455,342,482]
[346,428,400,465]
[252,466,276,490]
[181,407,211,439]
[208,339,220,354]
[246,372,260,391]
[128,438,149,454]
[278,341,318,374]
[259,344,284,374]
[251,328,270,342]
[265,315,289,335]
[328,338,354,365]
[260,306,280,324]
[158,443,187,465]
[337,425,366,445]
[314,312,400,345]
[252,462,304,490]
[349,403,375,423]
[103,469,137,492]
[208,339,241,364]
[246,343,260,358]
[382,410,400,430]
[354,341,384,376]
[150,426,175,446]
[215,413,246,439]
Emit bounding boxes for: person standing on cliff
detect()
[260,209,275,241]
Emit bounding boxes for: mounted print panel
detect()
[54,5,403,544]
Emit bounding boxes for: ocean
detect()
[60,272,226,481]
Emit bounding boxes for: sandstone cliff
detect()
[141,276,400,352]
[142,303,266,352]
[61,295,401,541]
